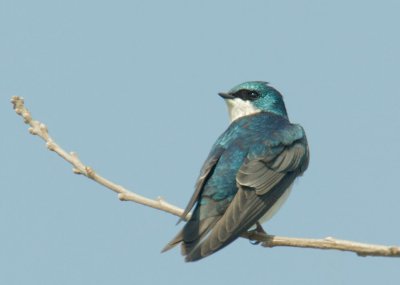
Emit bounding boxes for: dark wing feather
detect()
[185,141,308,261]
[238,143,307,195]
[161,147,224,252]
[178,147,224,223]
[161,215,219,254]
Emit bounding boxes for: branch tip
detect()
[11,96,24,114]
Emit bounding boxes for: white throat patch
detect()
[225,98,261,122]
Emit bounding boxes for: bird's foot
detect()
[249,222,267,245]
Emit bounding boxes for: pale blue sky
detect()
[1,1,400,284]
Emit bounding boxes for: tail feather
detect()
[180,217,219,256]
[161,216,220,259]
[161,229,183,253]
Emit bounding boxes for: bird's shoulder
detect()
[237,113,309,176]
[215,112,306,150]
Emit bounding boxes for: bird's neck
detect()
[225,98,261,122]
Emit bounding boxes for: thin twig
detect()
[10,96,185,219]
[243,232,400,257]
[11,96,400,258]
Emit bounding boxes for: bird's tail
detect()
[161,230,183,253]
[161,216,220,259]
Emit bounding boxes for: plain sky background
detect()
[1,0,400,284]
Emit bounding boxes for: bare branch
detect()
[10,96,186,220]
[243,232,400,257]
[11,96,400,258]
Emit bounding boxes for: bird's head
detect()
[219,81,288,122]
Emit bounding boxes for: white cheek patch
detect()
[225,98,261,122]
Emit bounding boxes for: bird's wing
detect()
[161,146,225,253]
[185,137,309,261]
[178,146,225,222]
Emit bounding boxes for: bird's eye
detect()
[248,91,259,99]
[234,89,260,101]
[244,90,259,100]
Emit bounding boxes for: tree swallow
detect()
[162,81,309,262]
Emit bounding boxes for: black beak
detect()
[218,92,235,99]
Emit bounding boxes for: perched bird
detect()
[162,81,309,262]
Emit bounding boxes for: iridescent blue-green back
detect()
[197,111,306,220]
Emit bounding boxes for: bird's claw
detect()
[250,239,261,245]
[248,222,267,245]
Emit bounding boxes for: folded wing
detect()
[184,139,309,261]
